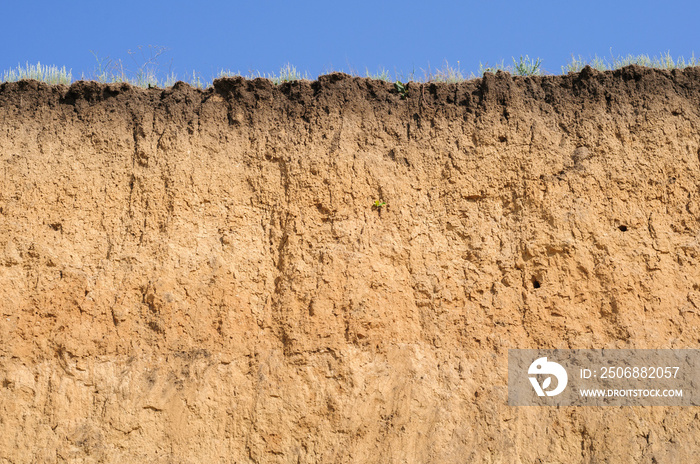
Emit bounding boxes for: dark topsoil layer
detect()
[1,66,700,123]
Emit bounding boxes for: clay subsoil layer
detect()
[1,66,700,463]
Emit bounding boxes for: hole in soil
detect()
[618,225,628,232]
[532,279,541,289]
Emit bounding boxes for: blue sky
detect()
[1,0,698,81]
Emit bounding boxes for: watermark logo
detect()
[510,349,699,406]
[528,357,568,397]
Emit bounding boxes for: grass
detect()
[2,51,698,89]
[422,61,467,83]
[512,55,543,76]
[364,67,393,82]
[3,62,72,85]
[246,63,310,85]
[561,50,699,74]
[210,63,310,85]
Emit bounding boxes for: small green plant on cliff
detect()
[394,81,408,99]
[373,200,387,209]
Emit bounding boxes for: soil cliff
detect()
[1,66,700,463]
